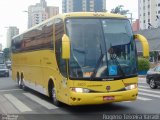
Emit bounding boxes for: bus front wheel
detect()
[50,83,61,107]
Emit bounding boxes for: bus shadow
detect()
[60,103,134,114]
[23,87,135,114]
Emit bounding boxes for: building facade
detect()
[135,27,160,62]
[62,0,106,13]
[138,0,160,30]
[28,0,59,28]
[7,27,19,48]
[132,19,140,32]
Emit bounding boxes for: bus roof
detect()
[12,12,127,39]
[63,12,126,18]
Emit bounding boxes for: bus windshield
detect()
[66,18,137,80]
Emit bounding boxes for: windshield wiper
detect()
[90,53,104,80]
[90,43,105,80]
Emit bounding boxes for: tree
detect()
[3,48,10,61]
[138,57,150,71]
[111,5,129,15]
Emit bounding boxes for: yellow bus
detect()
[11,12,149,106]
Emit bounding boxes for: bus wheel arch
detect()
[48,79,61,106]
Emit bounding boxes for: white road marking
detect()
[123,101,132,102]
[0,95,19,114]
[138,78,146,80]
[138,81,146,83]
[138,85,150,89]
[4,94,32,112]
[138,92,160,98]
[138,78,146,83]
[23,93,58,110]
[139,88,160,94]
[0,89,22,92]
[137,96,152,101]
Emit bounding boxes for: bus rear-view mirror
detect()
[62,34,70,59]
[134,34,149,57]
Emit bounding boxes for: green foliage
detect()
[3,48,10,61]
[111,5,129,15]
[138,57,150,71]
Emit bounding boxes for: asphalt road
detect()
[0,74,160,120]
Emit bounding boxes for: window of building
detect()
[144,20,145,23]
[148,12,150,15]
[148,19,150,22]
[159,10,160,14]
[90,8,94,12]
[143,6,145,10]
[158,3,160,7]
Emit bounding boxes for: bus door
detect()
[55,18,68,103]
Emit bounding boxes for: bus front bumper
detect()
[68,88,138,106]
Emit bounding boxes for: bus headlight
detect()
[125,84,137,90]
[70,88,90,93]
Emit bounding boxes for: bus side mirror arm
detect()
[134,34,149,57]
[62,34,70,59]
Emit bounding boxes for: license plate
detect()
[103,96,115,101]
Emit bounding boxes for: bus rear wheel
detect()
[17,75,22,89]
[21,76,27,91]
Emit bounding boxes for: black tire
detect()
[17,74,22,89]
[149,79,157,89]
[50,83,62,107]
[21,78,27,91]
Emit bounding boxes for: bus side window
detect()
[55,19,67,77]
[12,36,22,52]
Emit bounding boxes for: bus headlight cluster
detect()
[125,84,137,90]
[70,88,90,93]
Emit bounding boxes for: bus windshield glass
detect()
[66,18,137,80]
